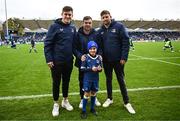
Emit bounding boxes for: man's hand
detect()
[47,62,54,68]
[120,60,126,65]
[81,54,86,61]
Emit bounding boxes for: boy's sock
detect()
[82,96,88,112]
[90,96,96,110]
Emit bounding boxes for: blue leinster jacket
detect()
[73,27,97,67]
[97,20,130,62]
[44,18,76,63]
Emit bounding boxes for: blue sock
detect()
[82,98,88,112]
[90,96,96,110]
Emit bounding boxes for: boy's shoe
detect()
[102,98,113,107]
[95,98,101,106]
[79,99,83,109]
[61,99,73,111]
[81,111,87,119]
[52,103,59,117]
[124,103,136,114]
[90,109,98,116]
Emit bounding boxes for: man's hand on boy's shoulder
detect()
[81,54,86,61]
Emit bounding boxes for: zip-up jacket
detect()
[73,27,97,67]
[44,18,77,63]
[97,20,130,62]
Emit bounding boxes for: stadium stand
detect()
[16,19,180,31]
[1,19,180,43]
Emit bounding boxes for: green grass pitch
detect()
[0,41,180,120]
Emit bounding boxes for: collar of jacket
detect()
[78,26,95,36]
[54,18,71,26]
[101,19,116,29]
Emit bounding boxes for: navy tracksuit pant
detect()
[50,60,73,101]
[103,61,129,104]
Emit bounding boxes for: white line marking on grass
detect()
[129,57,180,61]
[131,54,180,66]
[0,85,180,101]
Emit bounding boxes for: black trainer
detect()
[90,109,98,116]
[81,111,87,119]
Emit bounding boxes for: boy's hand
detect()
[97,65,102,71]
[92,66,98,72]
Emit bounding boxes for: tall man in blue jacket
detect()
[73,16,101,109]
[97,10,135,114]
[44,6,76,117]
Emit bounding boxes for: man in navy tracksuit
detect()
[73,16,101,109]
[44,6,76,117]
[97,10,135,114]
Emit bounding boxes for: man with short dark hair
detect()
[44,6,76,117]
[97,10,135,114]
[74,16,101,109]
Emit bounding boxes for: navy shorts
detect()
[83,80,98,92]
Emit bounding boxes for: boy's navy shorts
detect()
[83,80,98,92]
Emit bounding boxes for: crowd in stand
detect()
[129,31,180,41]
[17,33,46,44]
[0,31,180,47]
[0,32,46,46]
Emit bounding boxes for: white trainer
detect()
[102,98,113,107]
[95,98,101,106]
[52,103,59,117]
[61,99,73,111]
[124,103,136,114]
[79,99,83,109]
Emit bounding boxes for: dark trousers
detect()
[78,69,84,99]
[51,60,73,101]
[103,61,129,104]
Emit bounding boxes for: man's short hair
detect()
[62,6,73,12]
[100,10,110,16]
[83,16,92,21]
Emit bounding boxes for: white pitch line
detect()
[0,85,180,101]
[131,54,180,66]
[129,57,180,61]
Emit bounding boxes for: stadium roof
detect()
[121,20,180,30]
[3,19,180,31]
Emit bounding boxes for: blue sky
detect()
[0,0,180,21]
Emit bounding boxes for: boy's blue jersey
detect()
[80,54,102,81]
